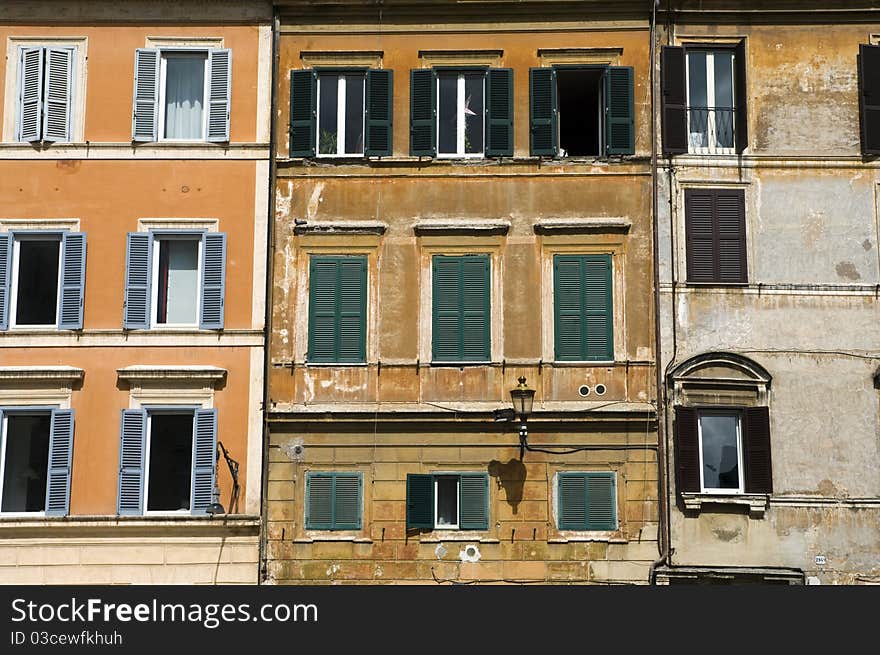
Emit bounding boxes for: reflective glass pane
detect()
[318,74,339,154]
[438,74,457,154]
[344,74,364,154]
[700,414,740,490]
[157,239,199,325]
[713,52,735,147]
[164,54,205,139]
[1,414,50,512]
[687,52,709,148]
[435,476,458,527]
[464,73,484,153]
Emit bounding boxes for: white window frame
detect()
[685,49,736,155]
[149,233,203,329]
[697,409,745,494]
[8,232,62,330]
[436,71,485,159]
[433,474,460,529]
[316,72,366,157]
[157,49,210,143]
[0,408,54,517]
[142,408,197,516]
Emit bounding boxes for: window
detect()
[405,473,489,531]
[661,43,747,156]
[553,254,613,361]
[529,65,634,157]
[675,406,772,497]
[684,188,747,284]
[431,254,490,363]
[117,407,218,516]
[307,255,367,364]
[132,48,231,143]
[0,407,74,516]
[16,46,75,143]
[290,68,392,158]
[305,472,362,530]
[410,68,512,158]
[0,231,87,331]
[123,230,226,330]
[557,472,617,531]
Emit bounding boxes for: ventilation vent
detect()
[594,384,607,396]
[578,385,590,397]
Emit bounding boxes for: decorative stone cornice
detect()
[0,367,84,383]
[116,366,227,386]
[293,220,387,235]
[413,219,510,235]
[533,217,631,233]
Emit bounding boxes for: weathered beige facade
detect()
[654,1,880,585]
[266,0,659,584]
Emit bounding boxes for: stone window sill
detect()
[419,533,499,543]
[295,535,372,543]
[681,492,768,517]
[548,534,627,544]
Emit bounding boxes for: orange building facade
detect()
[0,0,272,583]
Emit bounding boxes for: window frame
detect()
[8,231,63,330]
[406,472,489,532]
[315,69,367,158]
[0,406,56,517]
[149,232,204,329]
[685,47,737,155]
[156,48,210,143]
[435,68,486,159]
[696,408,745,494]
[142,406,198,516]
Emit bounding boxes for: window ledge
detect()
[419,533,498,543]
[681,492,768,517]
[294,535,371,543]
[534,217,631,233]
[548,534,626,544]
[294,220,387,235]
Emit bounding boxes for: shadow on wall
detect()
[488,459,526,515]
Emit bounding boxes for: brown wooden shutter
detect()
[858,44,880,156]
[674,406,700,494]
[734,40,748,154]
[685,189,747,284]
[661,46,688,156]
[684,189,717,282]
[743,407,773,494]
[715,189,748,283]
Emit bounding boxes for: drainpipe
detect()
[258,4,281,585]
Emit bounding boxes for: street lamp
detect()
[509,376,536,458]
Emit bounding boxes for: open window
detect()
[0,231,87,331]
[405,473,489,531]
[530,65,634,157]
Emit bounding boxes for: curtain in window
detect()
[164,55,205,139]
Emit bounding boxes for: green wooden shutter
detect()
[554,256,584,361]
[461,255,490,361]
[308,256,366,363]
[558,473,587,530]
[290,69,317,157]
[333,473,363,529]
[432,256,462,361]
[410,69,436,157]
[365,69,393,156]
[406,473,434,529]
[432,255,490,362]
[529,67,556,156]
[583,255,613,361]
[585,473,617,530]
[485,68,513,157]
[604,66,634,155]
[459,473,489,530]
[306,473,334,529]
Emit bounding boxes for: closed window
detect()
[858,44,880,155]
[117,408,218,516]
[553,254,613,361]
[529,65,634,157]
[290,68,392,158]
[431,254,490,363]
[305,472,362,530]
[557,472,617,531]
[684,188,747,284]
[123,231,226,330]
[16,46,75,143]
[307,255,367,363]
[674,406,773,497]
[406,473,489,531]
[0,231,87,331]
[661,43,747,156]
[132,48,231,143]
[0,407,74,516]
[410,68,513,158]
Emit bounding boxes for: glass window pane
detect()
[438,74,457,154]
[713,52,735,148]
[318,74,339,154]
[344,74,365,154]
[1,414,51,512]
[435,476,458,527]
[147,413,194,512]
[687,52,709,148]
[164,54,205,139]
[15,239,59,325]
[700,414,740,490]
[464,73,484,153]
[158,240,199,325]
